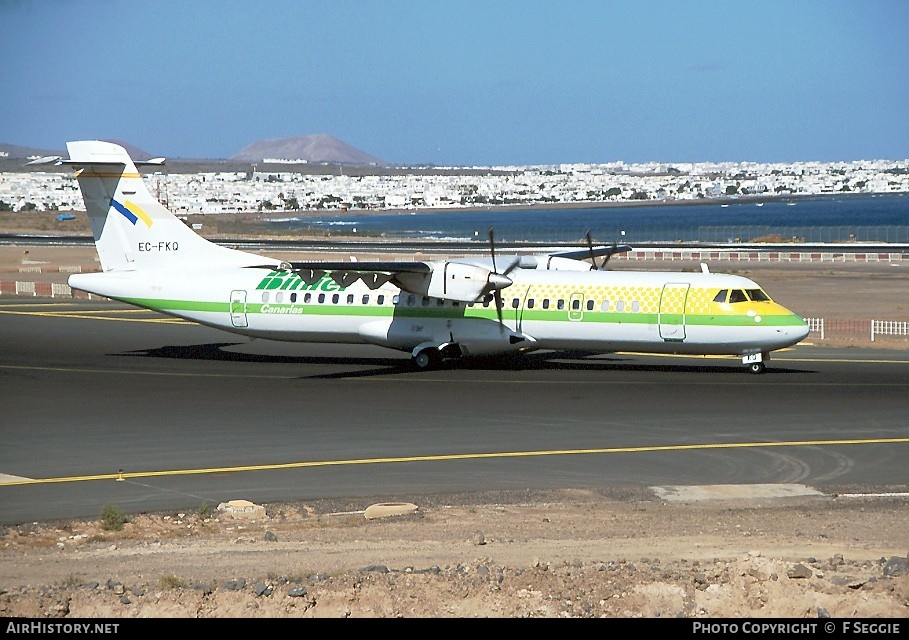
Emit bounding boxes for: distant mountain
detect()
[230,134,385,165]
[0,140,153,161]
[0,143,64,160]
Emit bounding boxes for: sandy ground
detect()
[1,488,908,619]
[1,217,908,618]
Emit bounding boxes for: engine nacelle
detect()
[396,260,511,303]
[536,256,595,272]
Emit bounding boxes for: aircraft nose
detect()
[793,317,810,342]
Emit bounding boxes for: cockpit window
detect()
[713,289,728,303]
[746,288,771,302]
[728,289,748,303]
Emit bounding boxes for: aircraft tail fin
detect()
[64,140,267,272]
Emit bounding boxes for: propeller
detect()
[487,226,521,333]
[585,229,618,270]
[585,229,600,270]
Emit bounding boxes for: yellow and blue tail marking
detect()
[111,199,154,228]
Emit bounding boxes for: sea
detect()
[264,192,909,244]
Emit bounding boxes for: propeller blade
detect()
[494,290,505,333]
[585,229,600,270]
[602,242,618,269]
[488,226,497,273]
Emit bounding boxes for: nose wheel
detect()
[743,353,767,374]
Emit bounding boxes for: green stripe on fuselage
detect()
[122,296,803,328]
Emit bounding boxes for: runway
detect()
[1,298,907,525]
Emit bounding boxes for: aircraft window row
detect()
[712,289,773,304]
[260,291,467,308]
[513,297,640,313]
[264,291,388,305]
[260,290,642,313]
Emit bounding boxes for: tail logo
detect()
[111,199,154,228]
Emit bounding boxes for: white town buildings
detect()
[1,159,907,214]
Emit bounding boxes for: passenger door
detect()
[230,290,248,328]
[658,283,689,341]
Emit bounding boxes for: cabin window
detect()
[729,289,748,303]
[453,301,460,307]
[261,292,269,303]
[631,300,640,313]
[347,294,355,304]
[437,298,444,306]
[392,294,400,304]
[601,299,610,312]
[527,298,535,309]
[275,292,284,303]
[511,298,520,309]
[332,294,340,304]
[304,292,312,303]
[571,299,580,311]
[616,300,625,312]
[586,299,594,311]
[746,289,771,302]
[361,294,369,304]
[290,293,297,303]
[421,297,430,307]
[318,293,325,303]
[407,294,416,306]
[542,299,550,309]
[378,294,385,305]
[713,289,728,303]
[557,299,565,310]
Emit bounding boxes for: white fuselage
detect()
[70,264,810,359]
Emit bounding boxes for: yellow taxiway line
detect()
[2,437,907,487]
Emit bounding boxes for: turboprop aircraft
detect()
[44,140,809,373]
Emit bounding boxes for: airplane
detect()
[42,140,809,374]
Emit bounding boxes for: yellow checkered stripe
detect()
[519,284,713,313]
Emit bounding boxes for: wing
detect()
[246,242,632,301]
[246,259,514,303]
[447,243,633,272]
[548,243,633,265]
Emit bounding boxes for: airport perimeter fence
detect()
[805,318,909,342]
[384,225,909,244]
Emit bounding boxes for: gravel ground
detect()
[1,488,908,618]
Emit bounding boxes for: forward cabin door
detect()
[658,283,689,341]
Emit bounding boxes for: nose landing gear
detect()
[743,352,767,374]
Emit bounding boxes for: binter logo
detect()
[110,199,154,227]
[256,271,345,292]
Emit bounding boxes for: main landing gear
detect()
[412,343,463,370]
[413,348,439,370]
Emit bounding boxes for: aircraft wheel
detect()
[413,349,438,370]
[749,361,766,374]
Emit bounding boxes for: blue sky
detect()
[2,0,907,166]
